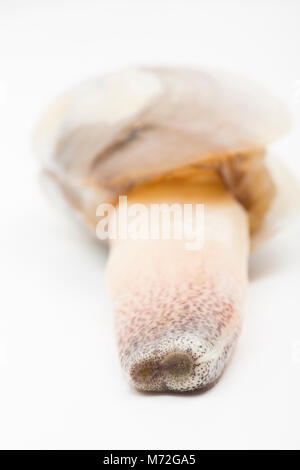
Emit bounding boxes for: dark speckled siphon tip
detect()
[115,280,242,392]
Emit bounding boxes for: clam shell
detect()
[34,67,298,243]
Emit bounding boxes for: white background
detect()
[0,0,299,450]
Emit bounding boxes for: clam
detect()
[34,67,299,392]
